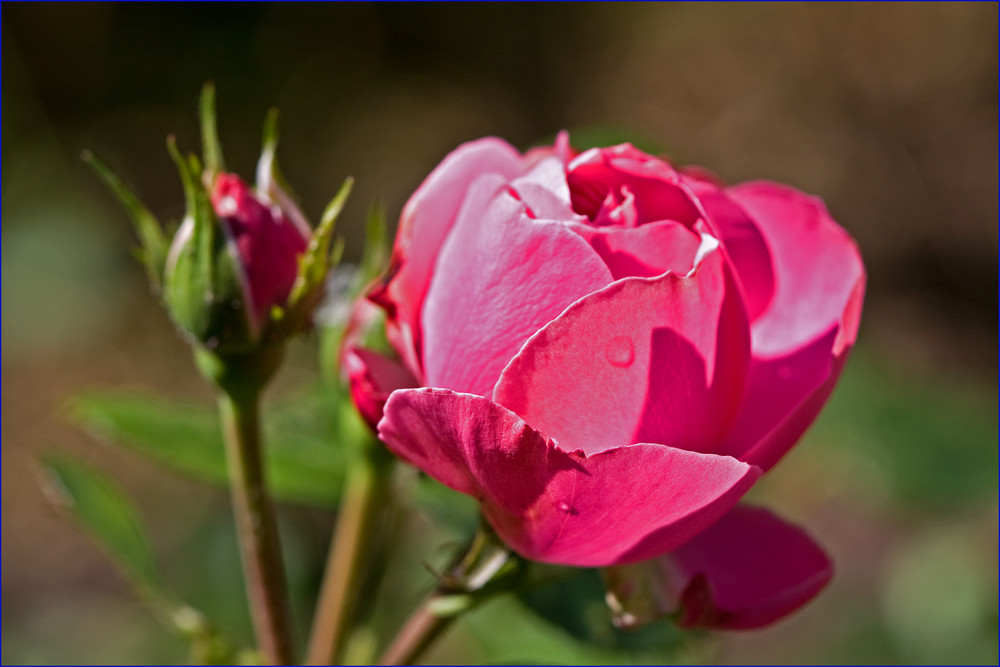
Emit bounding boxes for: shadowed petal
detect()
[716,182,865,467]
[660,505,833,629]
[343,348,418,429]
[378,389,761,567]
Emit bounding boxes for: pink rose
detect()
[347,134,864,628]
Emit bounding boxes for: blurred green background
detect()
[2,3,997,664]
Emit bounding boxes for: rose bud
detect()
[348,133,865,629]
[87,84,352,363]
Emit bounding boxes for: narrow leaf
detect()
[40,453,163,594]
[65,388,351,508]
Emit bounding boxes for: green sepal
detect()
[256,107,311,234]
[81,150,168,290]
[199,82,226,182]
[163,136,255,352]
[274,176,354,335]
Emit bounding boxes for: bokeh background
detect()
[3,3,997,664]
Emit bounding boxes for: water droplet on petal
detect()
[605,336,634,367]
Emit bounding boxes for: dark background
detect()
[3,3,997,664]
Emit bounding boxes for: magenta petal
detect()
[422,184,612,397]
[508,155,580,221]
[661,505,833,630]
[684,177,776,323]
[375,138,524,373]
[569,218,703,279]
[211,173,308,328]
[567,145,702,226]
[377,389,760,567]
[715,182,865,467]
[494,238,750,456]
[729,182,865,358]
[343,348,418,429]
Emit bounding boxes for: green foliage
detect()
[458,594,704,665]
[39,453,243,664]
[64,386,358,508]
[517,566,696,656]
[41,453,163,595]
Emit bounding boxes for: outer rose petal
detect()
[494,237,750,457]
[372,138,524,375]
[422,181,613,397]
[716,182,865,468]
[378,389,761,567]
[658,505,833,630]
[343,348,418,429]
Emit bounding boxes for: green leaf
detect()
[40,453,163,595]
[81,150,168,289]
[516,566,697,655]
[39,453,244,663]
[65,387,352,508]
[458,595,705,665]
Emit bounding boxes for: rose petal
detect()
[494,236,750,457]
[372,138,524,374]
[730,182,865,358]
[567,145,702,226]
[343,347,418,429]
[684,177,776,322]
[568,218,703,279]
[378,389,761,567]
[509,155,580,221]
[422,183,613,397]
[715,182,865,467]
[211,173,308,329]
[658,504,833,630]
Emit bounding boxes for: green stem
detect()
[378,525,519,666]
[305,441,394,665]
[377,589,456,666]
[219,390,295,665]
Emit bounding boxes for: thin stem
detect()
[378,590,456,666]
[219,391,295,665]
[378,525,519,666]
[305,442,393,665]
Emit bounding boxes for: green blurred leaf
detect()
[458,594,705,665]
[517,566,695,655]
[40,452,163,594]
[65,386,352,508]
[39,453,244,663]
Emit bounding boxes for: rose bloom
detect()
[346,134,864,629]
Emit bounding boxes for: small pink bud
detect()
[210,173,309,332]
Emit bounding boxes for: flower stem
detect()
[305,439,394,665]
[378,525,520,666]
[219,390,295,665]
[377,590,456,666]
